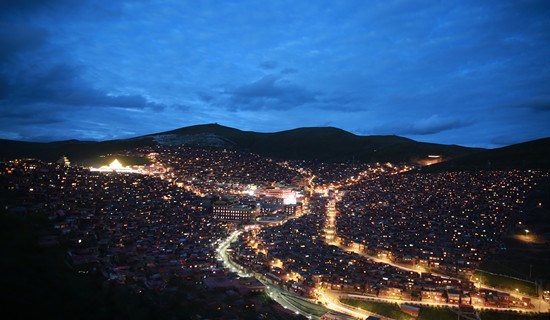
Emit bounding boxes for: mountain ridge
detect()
[144,123,480,163]
[419,137,550,172]
[1,123,546,169]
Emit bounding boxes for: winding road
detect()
[215,172,549,319]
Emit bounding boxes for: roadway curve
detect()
[217,228,333,319]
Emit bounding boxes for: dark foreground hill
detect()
[0,124,481,164]
[420,137,550,172]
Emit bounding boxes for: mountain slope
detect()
[0,138,155,163]
[148,124,480,162]
[420,137,550,171]
[1,123,481,164]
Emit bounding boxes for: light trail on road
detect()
[316,289,384,319]
[216,229,252,277]
[216,175,549,318]
[216,228,328,319]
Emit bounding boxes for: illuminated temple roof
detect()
[90,158,140,173]
[109,159,123,169]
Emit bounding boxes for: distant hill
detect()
[420,137,550,172]
[1,123,481,164]
[146,124,480,163]
[0,138,155,163]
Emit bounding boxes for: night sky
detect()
[1,1,549,148]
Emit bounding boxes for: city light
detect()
[3,148,549,318]
[90,159,141,173]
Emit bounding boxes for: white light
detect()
[109,159,123,169]
[283,194,297,205]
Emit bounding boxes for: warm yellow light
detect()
[109,159,123,169]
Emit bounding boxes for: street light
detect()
[525,229,530,237]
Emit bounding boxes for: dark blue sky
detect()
[1,0,549,147]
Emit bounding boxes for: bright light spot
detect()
[90,158,141,173]
[283,194,297,205]
[109,159,123,169]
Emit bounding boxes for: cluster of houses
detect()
[229,195,538,310]
[1,160,228,292]
[337,170,544,277]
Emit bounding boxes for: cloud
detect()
[501,96,550,113]
[1,64,165,110]
[525,98,550,113]
[315,95,364,113]
[0,0,65,14]
[0,0,548,146]
[318,121,334,127]
[259,60,278,69]
[0,104,64,126]
[224,75,364,112]
[227,74,317,110]
[489,135,525,147]
[280,68,298,74]
[0,101,182,142]
[0,76,9,100]
[406,115,471,135]
[0,23,48,64]
[196,92,214,103]
[0,12,178,142]
[371,115,472,136]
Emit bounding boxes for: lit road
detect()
[217,228,332,319]
[329,240,424,275]
[329,240,550,312]
[217,177,549,318]
[216,226,376,319]
[321,288,550,314]
[266,285,330,320]
[325,198,550,314]
[316,289,393,320]
[216,229,252,277]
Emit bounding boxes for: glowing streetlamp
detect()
[525,229,530,236]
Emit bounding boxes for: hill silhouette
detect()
[419,137,550,172]
[0,123,503,165]
[0,138,155,163]
[148,123,480,163]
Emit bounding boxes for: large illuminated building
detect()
[213,201,259,222]
[90,159,141,173]
[415,154,444,166]
[57,156,71,167]
[324,198,337,243]
[255,187,298,204]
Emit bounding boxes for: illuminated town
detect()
[1,145,549,320]
[2,0,549,318]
